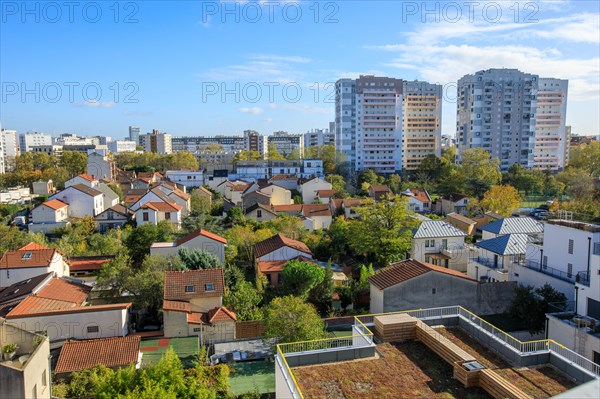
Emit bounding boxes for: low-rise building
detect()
[411,220,470,271]
[165,170,204,188]
[95,204,133,232]
[402,188,431,212]
[467,234,530,283]
[65,173,99,189]
[435,193,470,216]
[444,212,477,236]
[300,177,332,204]
[480,217,544,240]
[150,229,227,265]
[135,202,182,228]
[259,184,292,206]
[368,184,392,201]
[49,184,104,217]
[0,243,69,287]
[28,199,70,234]
[31,180,54,196]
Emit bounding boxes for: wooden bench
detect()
[479,369,531,399]
[415,321,475,365]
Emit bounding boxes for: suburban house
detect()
[162,269,236,343]
[95,204,133,232]
[254,234,313,287]
[444,212,477,235]
[54,336,142,375]
[268,174,299,191]
[65,174,99,189]
[300,177,332,204]
[28,199,70,234]
[0,275,131,342]
[334,198,367,219]
[258,255,316,288]
[135,202,182,228]
[49,184,104,218]
[435,193,470,215]
[129,187,178,212]
[368,259,516,315]
[480,217,544,240]
[96,183,119,208]
[32,179,54,195]
[242,189,271,213]
[316,190,335,204]
[301,204,333,230]
[245,203,278,223]
[260,184,292,205]
[0,319,51,399]
[467,234,530,283]
[68,255,113,278]
[150,229,227,265]
[166,188,191,217]
[0,243,69,287]
[402,188,431,212]
[86,150,116,180]
[368,184,392,201]
[411,220,470,271]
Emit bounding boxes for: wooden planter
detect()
[452,361,481,388]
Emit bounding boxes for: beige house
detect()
[411,220,469,272]
[28,199,69,234]
[300,177,332,204]
[444,212,477,236]
[163,269,236,343]
[150,229,227,265]
[135,202,182,228]
[260,184,292,205]
[245,203,278,223]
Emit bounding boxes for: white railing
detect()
[548,340,600,376]
[275,349,303,399]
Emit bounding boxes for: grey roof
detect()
[413,220,467,239]
[97,183,119,202]
[475,234,530,256]
[69,184,103,197]
[480,217,543,235]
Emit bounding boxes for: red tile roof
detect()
[270,174,298,181]
[124,195,142,204]
[37,278,91,304]
[208,306,237,322]
[369,259,476,290]
[187,312,206,324]
[0,248,57,269]
[231,183,250,192]
[77,174,99,182]
[370,184,391,193]
[317,190,335,197]
[6,302,131,319]
[410,188,431,204]
[272,204,303,213]
[140,202,182,212]
[302,204,332,217]
[164,269,225,301]
[175,229,227,246]
[254,234,312,258]
[55,336,141,374]
[18,242,51,251]
[41,199,68,210]
[68,257,113,272]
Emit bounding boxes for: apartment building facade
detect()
[1,129,19,172]
[18,132,52,153]
[304,128,335,148]
[268,132,304,158]
[141,130,172,154]
[534,78,569,170]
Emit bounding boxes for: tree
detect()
[286,148,301,160]
[178,248,220,269]
[308,264,335,315]
[569,141,600,176]
[224,280,263,321]
[479,185,523,217]
[348,195,417,265]
[357,169,383,189]
[386,174,402,194]
[263,296,328,344]
[60,151,87,177]
[224,207,245,226]
[182,212,224,236]
[233,150,262,163]
[190,189,212,214]
[325,174,346,192]
[95,252,135,299]
[168,151,199,170]
[267,143,285,161]
[225,225,274,265]
[264,215,306,240]
[123,222,177,265]
[305,144,343,174]
[282,260,325,299]
[509,284,567,334]
[459,148,502,198]
[505,164,543,196]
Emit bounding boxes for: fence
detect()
[235,320,265,339]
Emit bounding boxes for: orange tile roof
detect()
[18,242,51,251]
[0,248,57,269]
[208,306,237,323]
[55,336,141,374]
[170,189,190,200]
[163,300,191,312]
[175,229,227,246]
[272,204,303,213]
[317,190,335,197]
[37,278,91,304]
[8,296,77,316]
[270,174,298,181]
[5,302,131,319]
[231,183,250,192]
[369,259,476,290]
[41,199,68,210]
[302,204,332,217]
[68,257,112,272]
[257,256,315,273]
[140,202,182,212]
[124,195,142,204]
[409,188,431,204]
[254,233,312,258]
[187,312,206,324]
[164,269,225,301]
[370,184,391,193]
[77,174,98,182]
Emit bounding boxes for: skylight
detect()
[22,252,32,260]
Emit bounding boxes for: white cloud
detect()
[239,106,263,114]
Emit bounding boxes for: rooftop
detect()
[54,336,141,374]
[480,217,543,235]
[254,233,312,258]
[413,220,467,238]
[475,234,531,256]
[369,259,476,290]
[163,269,225,301]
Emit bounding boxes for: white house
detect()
[436,193,470,216]
[129,187,176,212]
[0,243,69,287]
[32,179,54,195]
[480,217,544,240]
[245,203,278,223]
[95,204,133,232]
[97,183,120,209]
[467,234,530,283]
[411,220,469,272]
[28,199,70,234]
[86,150,115,180]
[150,229,227,265]
[49,184,104,217]
[65,173,99,189]
[402,188,432,213]
[165,170,204,188]
[300,177,332,204]
[135,202,182,228]
[301,204,333,231]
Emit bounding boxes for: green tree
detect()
[190,189,212,214]
[95,252,135,299]
[325,174,346,192]
[264,215,306,240]
[124,222,177,265]
[225,225,274,266]
[282,260,325,299]
[348,195,417,265]
[60,151,87,177]
[386,174,402,194]
[308,264,334,315]
[509,284,567,334]
[479,185,523,217]
[224,207,245,226]
[569,141,600,176]
[263,296,328,344]
[224,280,263,321]
[267,143,285,161]
[233,150,262,163]
[179,248,220,269]
[168,151,199,170]
[459,148,502,197]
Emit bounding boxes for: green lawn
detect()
[140,336,199,368]
[228,361,275,395]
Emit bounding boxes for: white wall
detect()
[31,205,67,224]
[50,188,103,217]
[412,236,465,262]
[370,286,384,314]
[510,264,575,301]
[300,178,332,204]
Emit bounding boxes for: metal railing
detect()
[520,260,576,283]
[469,256,509,272]
[276,346,304,399]
[576,271,590,286]
[548,340,600,376]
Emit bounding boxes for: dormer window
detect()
[205,283,215,291]
[22,252,32,260]
[185,285,195,293]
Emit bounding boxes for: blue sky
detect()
[1,0,598,139]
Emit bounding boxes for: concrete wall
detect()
[151,235,226,265]
[511,264,575,301]
[380,273,516,315]
[300,178,332,204]
[32,205,67,224]
[547,314,600,365]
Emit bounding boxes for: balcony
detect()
[576,271,590,287]
[518,260,577,284]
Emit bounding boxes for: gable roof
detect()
[475,233,530,256]
[207,306,237,323]
[0,273,52,306]
[139,202,182,212]
[445,213,477,226]
[169,189,190,201]
[175,229,227,246]
[55,336,141,374]
[164,269,225,301]
[257,255,315,273]
[40,199,68,211]
[408,188,431,204]
[18,242,51,251]
[413,220,467,239]
[75,173,98,182]
[254,233,312,258]
[480,217,543,235]
[370,184,391,193]
[272,204,303,213]
[149,187,175,203]
[245,203,278,217]
[369,259,476,290]
[317,189,336,198]
[68,256,114,272]
[302,204,332,217]
[0,247,58,269]
[197,186,213,196]
[69,184,103,197]
[98,204,132,217]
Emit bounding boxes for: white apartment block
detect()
[172,135,246,154]
[304,128,335,148]
[335,75,441,174]
[108,140,137,153]
[535,79,569,170]
[19,132,52,153]
[141,130,172,154]
[268,132,304,158]
[0,132,4,175]
[1,129,19,172]
[457,69,567,172]
[54,134,99,146]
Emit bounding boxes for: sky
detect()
[1,0,599,139]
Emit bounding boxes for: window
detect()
[205,283,215,291]
[431,288,436,294]
[22,252,32,260]
[143,212,149,221]
[193,327,202,332]
[185,285,195,293]
[567,263,573,278]
[543,255,548,269]
[257,210,262,218]
[42,370,47,388]
[87,325,99,333]
[165,212,171,220]
[568,239,574,254]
